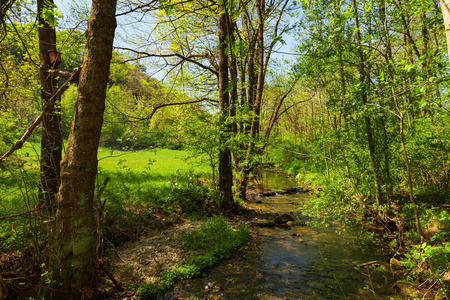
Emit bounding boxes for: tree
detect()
[351,0,384,205]
[235,0,293,201]
[440,0,450,66]
[217,0,234,210]
[37,0,63,213]
[114,0,296,206]
[45,0,117,296]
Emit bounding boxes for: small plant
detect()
[401,242,450,297]
[137,216,250,297]
[432,210,450,242]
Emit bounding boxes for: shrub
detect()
[137,215,250,296]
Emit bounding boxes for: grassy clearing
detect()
[97,147,209,182]
[1,145,210,210]
[1,145,216,248]
[95,148,218,243]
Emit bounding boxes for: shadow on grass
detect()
[97,169,221,245]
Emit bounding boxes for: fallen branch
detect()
[0,68,81,163]
[0,274,7,300]
[359,261,379,268]
[102,265,124,292]
[0,207,44,221]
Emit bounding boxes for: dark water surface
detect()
[159,172,397,299]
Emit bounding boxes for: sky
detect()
[54,0,299,80]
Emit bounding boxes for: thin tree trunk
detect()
[351,0,384,205]
[381,118,393,201]
[37,0,62,213]
[46,0,117,297]
[440,0,450,66]
[399,115,425,240]
[217,1,234,210]
[379,0,394,201]
[238,0,265,201]
[383,34,426,239]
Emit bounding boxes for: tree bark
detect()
[37,0,62,213]
[351,0,384,205]
[399,115,425,240]
[379,0,394,201]
[217,1,234,211]
[440,0,450,66]
[238,0,265,201]
[45,0,117,297]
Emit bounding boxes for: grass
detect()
[97,147,210,184]
[137,215,251,296]
[1,143,216,248]
[1,143,245,299]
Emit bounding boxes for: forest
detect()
[0,0,450,298]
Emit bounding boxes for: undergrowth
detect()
[286,165,450,298]
[137,215,251,296]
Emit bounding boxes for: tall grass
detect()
[1,145,215,249]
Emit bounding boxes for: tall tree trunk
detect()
[37,0,62,213]
[227,6,238,135]
[384,37,426,239]
[379,0,394,201]
[217,1,234,210]
[381,118,393,201]
[399,114,425,240]
[238,0,265,201]
[440,0,450,66]
[320,98,330,177]
[351,0,384,205]
[420,2,431,117]
[46,0,117,297]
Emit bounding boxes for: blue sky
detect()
[54,0,299,80]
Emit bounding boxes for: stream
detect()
[158,172,398,299]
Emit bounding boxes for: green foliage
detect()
[57,30,85,72]
[0,155,42,252]
[401,242,450,297]
[177,111,220,182]
[0,109,20,152]
[182,215,249,250]
[60,85,77,137]
[431,210,450,243]
[40,0,62,28]
[295,170,365,228]
[165,169,223,217]
[137,215,250,296]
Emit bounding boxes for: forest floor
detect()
[99,189,276,299]
[2,175,447,299]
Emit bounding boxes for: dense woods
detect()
[1,0,450,298]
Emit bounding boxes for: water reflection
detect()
[160,172,397,300]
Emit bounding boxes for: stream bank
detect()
[104,171,401,299]
[157,171,399,299]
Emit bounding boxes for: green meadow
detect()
[1,144,214,233]
[98,147,210,176]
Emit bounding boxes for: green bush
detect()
[401,242,450,298]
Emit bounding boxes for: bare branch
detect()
[107,97,216,123]
[264,76,301,139]
[47,69,73,80]
[116,0,158,17]
[115,46,219,76]
[0,68,81,162]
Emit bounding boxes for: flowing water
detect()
[159,172,397,299]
